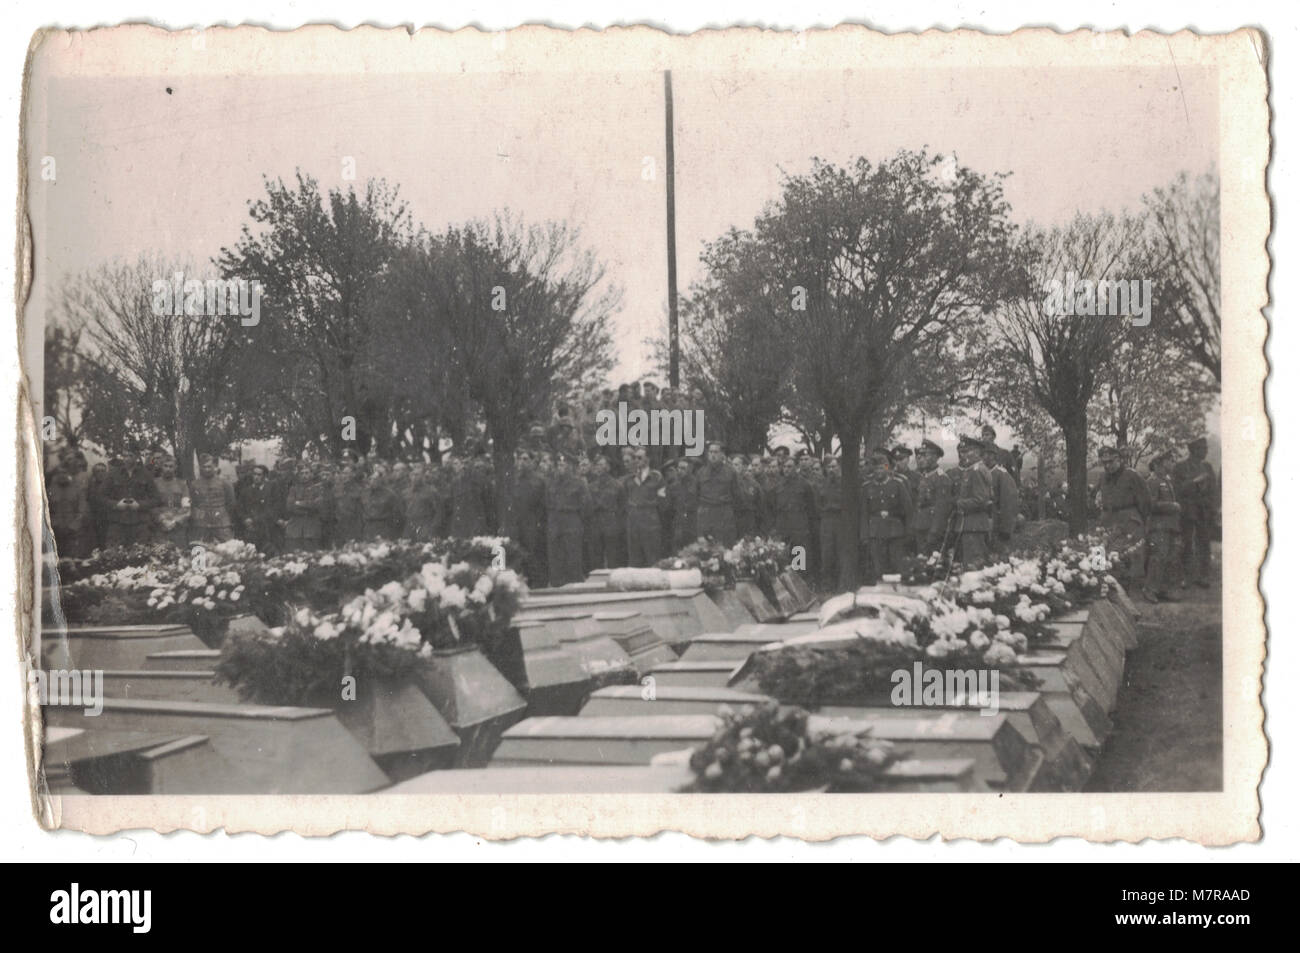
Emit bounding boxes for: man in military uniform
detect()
[694,441,741,545]
[731,454,762,539]
[361,466,405,539]
[448,453,493,537]
[891,446,922,498]
[188,454,236,544]
[771,455,816,571]
[860,447,914,582]
[1144,450,1183,602]
[102,450,161,549]
[585,453,625,570]
[912,439,953,557]
[1096,445,1152,582]
[1172,436,1218,588]
[154,455,190,548]
[624,446,667,566]
[48,464,88,559]
[816,455,843,588]
[545,452,591,586]
[285,460,328,552]
[982,441,1020,556]
[949,436,994,566]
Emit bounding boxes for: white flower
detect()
[313,620,340,640]
[407,588,428,612]
[319,555,336,567]
[969,631,990,650]
[294,607,313,627]
[983,643,1018,666]
[441,585,467,610]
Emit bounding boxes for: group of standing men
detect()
[1094,435,1219,602]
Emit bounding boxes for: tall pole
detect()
[664,69,680,390]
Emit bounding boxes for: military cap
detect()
[958,435,985,451]
[557,451,578,464]
[773,446,791,457]
[1148,449,1173,467]
[917,438,943,457]
[1188,436,1208,450]
[198,453,217,465]
[870,445,893,459]
[1097,445,1120,461]
[891,445,913,460]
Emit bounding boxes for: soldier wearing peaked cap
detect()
[981,440,1020,556]
[892,445,921,498]
[949,436,994,565]
[912,439,953,556]
[860,446,913,582]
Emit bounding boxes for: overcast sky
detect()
[30,64,1217,385]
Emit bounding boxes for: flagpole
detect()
[664,69,680,391]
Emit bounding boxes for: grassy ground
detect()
[1084,572,1223,792]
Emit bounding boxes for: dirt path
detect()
[1085,579,1223,792]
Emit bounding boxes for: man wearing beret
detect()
[1172,436,1218,588]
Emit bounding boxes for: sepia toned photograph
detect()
[17,25,1268,842]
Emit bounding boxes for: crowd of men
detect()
[44,395,1218,600]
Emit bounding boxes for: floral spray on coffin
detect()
[373,561,529,768]
[215,607,461,783]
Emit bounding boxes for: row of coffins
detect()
[454,583,1140,794]
[36,567,819,795]
[37,561,1137,796]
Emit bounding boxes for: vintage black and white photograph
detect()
[18,25,1267,840]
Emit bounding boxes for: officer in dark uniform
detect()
[1172,436,1217,588]
[860,447,914,582]
[912,439,953,556]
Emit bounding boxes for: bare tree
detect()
[1145,168,1221,382]
[993,212,1144,533]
